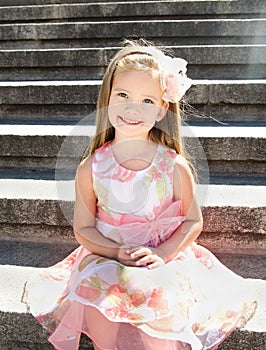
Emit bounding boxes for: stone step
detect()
[0,80,265,124]
[2,168,266,187]
[0,253,265,349]
[0,125,265,175]
[0,0,265,22]
[0,0,140,5]
[1,45,265,80]
[0,180,265,254]
[0,18,265,49]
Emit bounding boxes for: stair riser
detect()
[0,82,264,124]
[1,64,266,81]
[3,47,265,68]
[1,20,265,40]
[0,46,265,81]
[1,104,266,125]
[1,135,265,174]
[1,222,265,256]
[0,311,263,350]
[1,45,265,80]
[0,82,264,105]
[2,37,266,50]
[0,1,265,22]
[0,198,265,253]
[1,159,265,176]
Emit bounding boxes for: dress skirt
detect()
[23,241,256,350]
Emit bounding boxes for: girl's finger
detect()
[147,259,164,269]
[130,247,152,259]
[136,254,159,266]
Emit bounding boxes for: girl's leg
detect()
[85,306,119,350]
[92,342,101,350]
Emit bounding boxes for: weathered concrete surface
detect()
[1,104,266,124]
[0,19,265,41]
[0,81,100,105]
[0,240,264,276]
[0,45,265,80]
[0,80,265,105]
[1,46,265,68]
[0,181,265,253]
[0,104,96,124]
[0,0,265,22]
[0,78,265,129]
[0,125,265,173]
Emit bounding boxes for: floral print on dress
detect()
[22,141,257,350]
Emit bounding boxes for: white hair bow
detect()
[158,55,192,103]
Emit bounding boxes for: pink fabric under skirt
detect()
[22,242,256,350]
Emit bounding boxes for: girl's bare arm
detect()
[74,156,124,260]
[157,155,203,260]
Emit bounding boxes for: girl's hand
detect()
[116,246,136,266]
[120,246,165,269]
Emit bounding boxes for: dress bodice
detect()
[91,141,184,247]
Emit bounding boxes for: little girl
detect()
[24,40,257,350]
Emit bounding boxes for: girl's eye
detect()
[118,92,128,98]
[143,98,153,104]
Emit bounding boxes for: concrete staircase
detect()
[0,1,265,349]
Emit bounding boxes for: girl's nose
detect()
[125,102,140,115]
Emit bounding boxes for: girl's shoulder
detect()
[92,141,111,161]
[159,145,194,180]
[158,144,177,160]
[159,144,188,167]
[77,156,92,177]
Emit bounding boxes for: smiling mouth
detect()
[119,116,142,125]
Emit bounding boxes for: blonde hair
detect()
[84,40,188,161]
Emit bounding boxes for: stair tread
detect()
[0,124,265,136]
[0,179,265,206]
[0,254,265,335]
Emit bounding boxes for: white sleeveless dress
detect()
[23,141,256,350]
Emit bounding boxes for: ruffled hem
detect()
[23,243,256,350]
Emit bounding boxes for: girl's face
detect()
[108,70,169,141]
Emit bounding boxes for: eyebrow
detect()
[112,88,160,102]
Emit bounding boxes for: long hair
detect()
[84,40,187,160]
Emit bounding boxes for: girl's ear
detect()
[156,101,169,122]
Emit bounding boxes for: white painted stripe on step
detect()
[196,184,266,207]
[193,79,266,85]
[0,124,97,136]
[0,179,75,201]
[1,44,265,53]
[0,80,101,86]
[181,126,266,138]
[0,125,265,138]
[0,79,265,87]
[0,179,265,207]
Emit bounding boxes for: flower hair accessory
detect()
[158,55,192,103]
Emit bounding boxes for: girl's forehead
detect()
[113,69,160,87]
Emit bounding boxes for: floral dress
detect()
[23,141,256,350]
